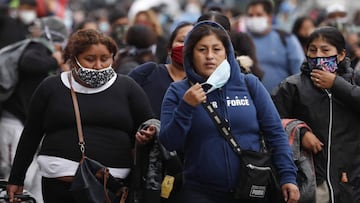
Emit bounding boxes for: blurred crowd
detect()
[2,0,360,70]
[1,0,360,203]
[1,0,360,69]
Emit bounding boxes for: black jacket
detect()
[3,41,58,123]
[272,58,360,203]
[0,16,26,49]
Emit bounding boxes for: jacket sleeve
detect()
[128,62,157,86]
[331,75,360,113]
[271,78,298,119]
[19,42,58,74]
[159,83,195,151]
[127,77,155,137]
[248,75,297,185]
[7,78,50,185]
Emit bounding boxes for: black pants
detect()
[41,177,76,203]
[178,187,239,203]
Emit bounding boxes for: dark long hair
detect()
[167,21,193,50]
[306,26,345,53]
[230,31,264,79]
[184,24,230,69]
[197,11,231,32]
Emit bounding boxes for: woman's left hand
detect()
[310,69,336,89]
[281,183,300,203]
[135,124,156,145]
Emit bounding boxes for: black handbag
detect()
[202,101,285,203]
[70,157,128,203]
[68,73,128,203]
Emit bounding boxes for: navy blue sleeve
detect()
[159,83,195,151]
[246,74,297,186]
[128,62,158,86]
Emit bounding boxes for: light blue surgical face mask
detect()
[201,59,231,94]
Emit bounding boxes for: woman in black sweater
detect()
[6,29,157,203]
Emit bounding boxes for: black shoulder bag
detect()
[202,73,285,203]
[68,73,128,203]
[201,101,285,203]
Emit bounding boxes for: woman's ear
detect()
[338,49,346,62]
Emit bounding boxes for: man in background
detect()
[245,0,304,93]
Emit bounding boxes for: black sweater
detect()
[8,73,154,185]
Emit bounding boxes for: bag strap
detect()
[201,101,243,156]
[200,75,266,156]
[68,72,85,157]
[68,73,129,203]
[186,79,243,156]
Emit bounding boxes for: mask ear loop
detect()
[73,57,84,74]
[200,58,228,94]
[199,83,213,95]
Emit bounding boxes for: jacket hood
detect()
[183,20,242,84]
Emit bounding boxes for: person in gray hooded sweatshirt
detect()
[159,21,300,203]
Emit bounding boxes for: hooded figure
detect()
[159,21,298,202]
[29,16,68,48]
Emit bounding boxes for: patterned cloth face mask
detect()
[306,55,338,72]
[74,58,115,88]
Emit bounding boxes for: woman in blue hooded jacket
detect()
[159,21,299,203]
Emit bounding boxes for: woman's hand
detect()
[282,183,300,203]
[310,69,336,89]
[183,83,207,107]
[135,124,156,145]
[6,184,24,203]
[302,131,324,154]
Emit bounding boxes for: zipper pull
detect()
[341,172,348,183]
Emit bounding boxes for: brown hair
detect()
[63,29,118,64]
[167,21,193,50]
[134,10,163,37]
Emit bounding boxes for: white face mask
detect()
[201,59,231,94]
[18,10,37,25]
[334,17,348,24]
[98,22,110,33]
[245,16,268,34]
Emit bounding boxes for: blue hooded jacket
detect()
[159,21,297,192]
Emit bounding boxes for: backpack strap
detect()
[281,118,312,161]
[282,119,311,146]
[274,28,293,75]
[274,28,290,47]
